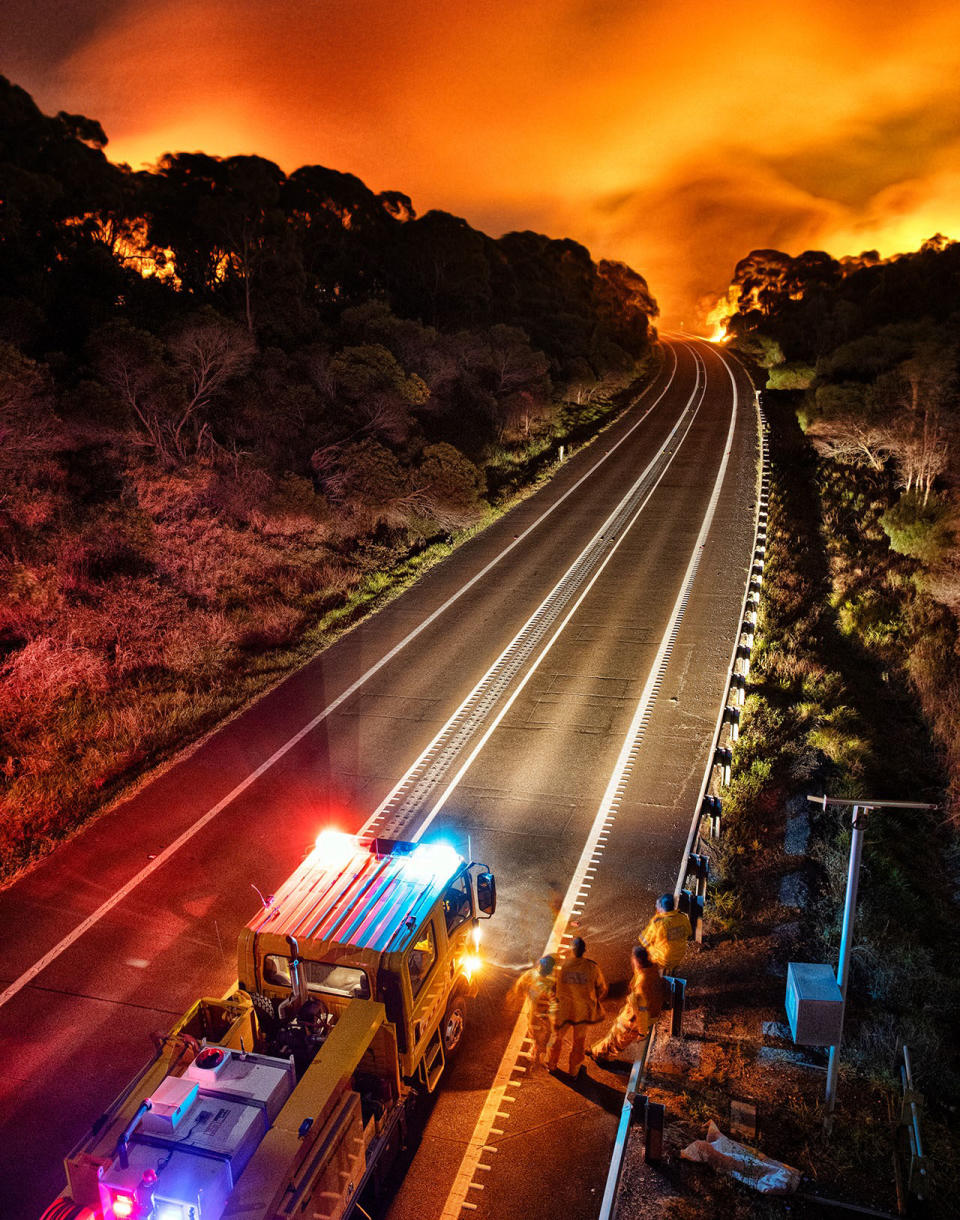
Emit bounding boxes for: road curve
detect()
[0,338,758,1219]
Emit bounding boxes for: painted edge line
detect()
[438,339,738,1218]
[673,339,763,895]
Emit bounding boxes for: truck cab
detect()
[48,832,495,1220]
[237,833,496,1086]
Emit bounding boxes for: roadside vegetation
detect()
[667,239,960,1214]
[0,76,659,883]
[651,392,958,1219]
[723,238,960,822]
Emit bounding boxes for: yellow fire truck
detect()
[44,831,496,1220]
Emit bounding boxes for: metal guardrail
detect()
[597,1033,666,1220]
[674,388,770,932]
[599,379,770,1219]
[896,1045,928,1210]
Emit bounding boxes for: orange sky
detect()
[6,0,960,325]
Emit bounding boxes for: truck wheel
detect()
[442,994,467,1056]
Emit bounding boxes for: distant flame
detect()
[701,286,740,342]
[66,212,181,285]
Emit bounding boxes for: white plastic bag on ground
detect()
[680,1119,801,1194]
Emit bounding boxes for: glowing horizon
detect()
[7,0,960,327]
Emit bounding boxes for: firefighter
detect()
[513,955,558,1067]
[547,937,607,1076]
[588,944,662,1061]
[640,893,692,973]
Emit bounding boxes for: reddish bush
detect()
[234,603,307,651]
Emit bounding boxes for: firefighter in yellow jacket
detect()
[588,944,662,1060]
[640,893,692,973]
[512,955,558,1067]
[547,937,607,1075]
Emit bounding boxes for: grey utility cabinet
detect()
[785,962,843,1046]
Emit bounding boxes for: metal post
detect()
[645,1101,665,1162]
[824,805,868,1120]
[806,795,938,1128]
[670,977,686,1037]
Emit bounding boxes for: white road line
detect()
[437,341,740,1219]
[673,340,760,897]
[0,351,682,1013]
[397,361,707,844]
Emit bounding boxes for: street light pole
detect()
[824,803,868,1117]
[807,795,938,1129]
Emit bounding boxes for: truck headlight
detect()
[462,954,483,981]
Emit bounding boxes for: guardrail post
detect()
[686,852,708,898]
[666,977,686,1036]
[708,794,722,837]
[713,745,732,786]
[678,888,703,940]
[723,704,740,740]
[644,1101,665,1162]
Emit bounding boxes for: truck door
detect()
[406,918,447,1061]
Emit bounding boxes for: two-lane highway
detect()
[0,338,758,1219]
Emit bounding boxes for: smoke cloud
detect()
[6,0,960,323]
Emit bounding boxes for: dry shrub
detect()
[129,464,222,520]
[299,558,358,596]
[0,636,109,712]
[256,512,328,540]
[921,559,960,612]
[762,649,820,685]
[55,578,182,675]
[152,516,276,602]
[252,474,330,539]
[0,564,62,637]
[8,484,65,529]
[160,609,237,672]
[235,602,306,651]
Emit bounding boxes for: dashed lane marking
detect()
[438,339,741,1218]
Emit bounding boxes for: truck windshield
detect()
[264,955,371,999]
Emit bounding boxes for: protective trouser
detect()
[590,1004,650,1057]
[528,1011,553,1063]
[547,1022,589,1074]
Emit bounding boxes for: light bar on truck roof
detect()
[313,828,358,871]
[402,841,463,882]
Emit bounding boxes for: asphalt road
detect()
[0,337,758,1218]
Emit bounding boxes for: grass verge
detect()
[0,357,660,885]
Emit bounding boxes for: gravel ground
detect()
[609,934,902,1219]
